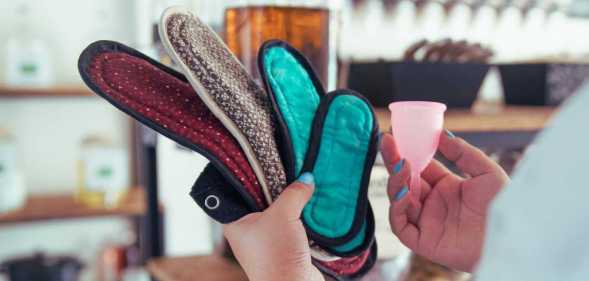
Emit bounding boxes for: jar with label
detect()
[77,136,129,208]
[0,129,26,213]
[5,3,54,87]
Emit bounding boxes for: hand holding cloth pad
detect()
[259,41,378,256]
[79,18,378,279]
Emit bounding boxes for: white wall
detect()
[0,0,136,83]
[0,1,135,280]
[0,98,130,193]
[157,137,213,256]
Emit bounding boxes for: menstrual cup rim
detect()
[388,101,447,112]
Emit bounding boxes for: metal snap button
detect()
[204,195,220,210]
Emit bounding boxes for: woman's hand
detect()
[381,131,509,272]
[224,173,324,281]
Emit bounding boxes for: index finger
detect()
[380,133,401,171]
[438,130,502,177]
[382,133,456,186]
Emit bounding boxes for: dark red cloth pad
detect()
[315,242,377,280]
[319,249,370,276]
[80,44,266,209]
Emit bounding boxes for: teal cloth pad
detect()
[260,41,376,255]
[332,222,367,252]
[262,46,321,177]
[302,94,374,240]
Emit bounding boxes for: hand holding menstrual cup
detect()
[388,101,446,195]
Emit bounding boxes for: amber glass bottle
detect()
[224,2,336,89]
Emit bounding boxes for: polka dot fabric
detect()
[87,51,266,209]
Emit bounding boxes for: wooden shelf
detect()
[375,106,557,133]
[0,188,146,225]
[0,85,93,97]
[147,255,248,281]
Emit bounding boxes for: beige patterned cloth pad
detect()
[159,7,342,263]
[159,6,287,202]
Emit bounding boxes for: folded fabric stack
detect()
[78,6,379,280]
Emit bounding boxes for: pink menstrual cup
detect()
[388,101,447,194]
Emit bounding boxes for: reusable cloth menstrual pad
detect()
[259,41,378,257]
[315,243,377,278]
[77,41,266,221]
[79,8,379,278]
[159,6,286,203]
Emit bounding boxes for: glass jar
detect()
[0,129,26,213]
[223,0,339,90]
[77,135,129,208]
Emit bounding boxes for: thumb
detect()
[268,172,315,219]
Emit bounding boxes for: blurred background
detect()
[0,0,588,281]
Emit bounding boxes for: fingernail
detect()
[445,129,455,139]
[394,186,409,201]
[298,172,315,186]
[393,159,405,174]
